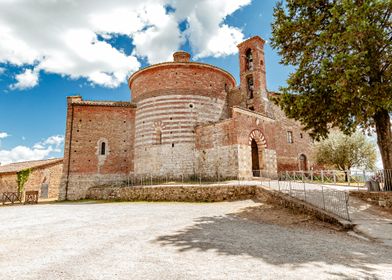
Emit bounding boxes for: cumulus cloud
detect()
[171,0,251,58]
[0,135,64,165]
[10,69,39,90]
[0,132,9,139]
[0,0,250,89]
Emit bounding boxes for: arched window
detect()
[247,76,254,99]
[299,154,307,171]
[246,49,253,71]
[100,142,106,155]
[156,130,162,145]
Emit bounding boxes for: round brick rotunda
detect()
[128,51,236,176]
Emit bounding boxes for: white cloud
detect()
[0,132,9,139]
[171,0,251,58]
[0,134,64,165]
[10,69,39,90]
[0,0,250,89]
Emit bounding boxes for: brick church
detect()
[61,36,314,200]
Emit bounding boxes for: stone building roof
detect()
[0,158,63,175]
[72,100,136,107]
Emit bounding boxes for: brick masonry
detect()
[61,36,315,200]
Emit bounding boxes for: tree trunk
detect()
[374,109,392,191]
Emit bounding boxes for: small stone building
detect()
[0,158,63,199]
[61,36,314,200]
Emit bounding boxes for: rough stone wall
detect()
[135,143,196,176]
[195,119,239,179]
[0,162,63,199]
[350,191,392,211]
[87,185,256,202]
[60,174,128,200]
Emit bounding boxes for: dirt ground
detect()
[0,200,391,280]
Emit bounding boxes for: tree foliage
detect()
[271,0,392,169]
[16,168,31,194]
[315,131,377,170]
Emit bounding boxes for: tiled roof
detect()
[0,158,63,174]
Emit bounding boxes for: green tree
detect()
[315,131,377,179]
[16,168,31,194]
[270,0,392,174]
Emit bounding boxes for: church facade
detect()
[60,36,314,200]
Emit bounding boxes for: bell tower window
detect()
[246,49,253,71]
[247,76,254,99]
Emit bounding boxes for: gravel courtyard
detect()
[0,200,391,280]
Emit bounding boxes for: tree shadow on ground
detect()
[154,204,392,279]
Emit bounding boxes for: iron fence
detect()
[264,180,351,221]
[278,170,372,188]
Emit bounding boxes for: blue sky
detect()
[0,0,293,165]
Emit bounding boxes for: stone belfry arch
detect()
[237,36,268,114]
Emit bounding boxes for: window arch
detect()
[245,48,253,71]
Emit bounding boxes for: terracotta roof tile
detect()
[0,158,63,174]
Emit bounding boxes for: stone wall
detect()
[350,191,392,211]
[134,143,196,176]
[0,162,63,199]
[85,184,352,228]
[87,185,256,202]
[59,174,128,200]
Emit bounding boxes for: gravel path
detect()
[0,200,391,280]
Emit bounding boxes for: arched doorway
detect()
[299,154,307,171]
[248,129,267,177]
[251,139,260,176]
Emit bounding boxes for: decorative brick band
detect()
[248,129,267,148]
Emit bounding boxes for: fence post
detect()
[303,181,307,201]
[345,192,351,221]
[347,170,351,186]
[321,185,326,210]
[278,180,281,192]
[301,171,304,182]
[289,180,292,196]
[310,170,314,182]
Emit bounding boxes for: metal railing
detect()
[278,169,392,192]
[264,179,351,221]
[279,170,371,187]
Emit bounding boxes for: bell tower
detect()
[237,36,268,113]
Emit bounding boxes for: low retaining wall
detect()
[86,184,351,228]
[87,185,256,202]
[350,191,392,211]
